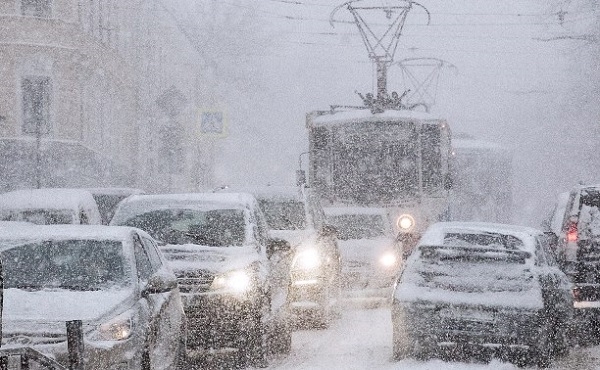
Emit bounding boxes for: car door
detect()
[135,233,182,366]
[536,235,573,316]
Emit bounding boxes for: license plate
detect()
[439,308,495,323]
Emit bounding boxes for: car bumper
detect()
[341,269,397,296]
[288,276,329,312]
[182,292,261,350]
[392,302,542,350]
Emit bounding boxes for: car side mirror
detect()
[266,238,291,259]
[320,224,338,237]
[142,272,178,297]
[296,170,307,187]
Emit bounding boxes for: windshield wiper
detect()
[57,285,101,292]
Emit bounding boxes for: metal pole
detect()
[35,125,41,189]
[376,60,388,100]
[66,321,84,370]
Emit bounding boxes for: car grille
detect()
[174,269,215,293]
[345,259,370,270]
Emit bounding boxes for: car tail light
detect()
[566,217,578,243]
[572,287,581,301]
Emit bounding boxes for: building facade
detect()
[0,0,214,192]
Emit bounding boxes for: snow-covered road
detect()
[266,307,600,370]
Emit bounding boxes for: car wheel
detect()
[269,318,292,355]
[551,319,570,358]
[175,337,188,370]
[392,325,413,361]
[531,322,553,368]
[238,311,269,368]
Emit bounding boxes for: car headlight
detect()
[89,310,134,342]
[292,249,322,270]
[379,252,398,268]
[397,214,415,231]
[211,270,252,293]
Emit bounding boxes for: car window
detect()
[253,207,269,246]
[141,235,163,272]
[133,236,153,281]
[79,209,89,225]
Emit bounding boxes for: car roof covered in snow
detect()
[0,188,99,211]
[85,187,146,197]
[110,192,257,225]
[0,224,143,243]
[418,222,541,253]
[309,109,445,127]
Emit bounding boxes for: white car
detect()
[0,188,102,225]
[110,193,292,367]
[392,222,573,367]
[0,225,186,370]
[324,207,401,303]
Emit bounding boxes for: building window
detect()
[22,76,52,136]
[21,0,52,18]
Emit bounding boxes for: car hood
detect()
[161,244,260,274]
[2,288,135,331]
[270,229,316,248]
[338,236,398,262]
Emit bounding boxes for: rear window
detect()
[443,232,524,250]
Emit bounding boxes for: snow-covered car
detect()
[392,222,573,367]
[0,188,102,225]
[110,192,292,367]
[228,185,341,327]
[0,225,186,370]
[324,207,401,303]
[86,187,145,225]
[545,184,600,339]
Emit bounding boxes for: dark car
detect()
[110,193,292,367]
[392,222,573,367]
[251,186,341,328]
[544,184,600,339]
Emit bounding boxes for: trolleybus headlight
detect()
[397,214,415,231]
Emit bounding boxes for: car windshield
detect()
[119,208,247,247]
[0,209,74,225]
[327,214,387,240]
[0,239,129,291]
[259,199,306,230]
